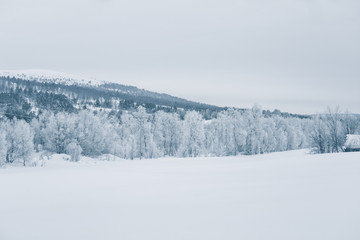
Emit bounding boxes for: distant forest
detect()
[0,76,309,120]
[0,76,359,166]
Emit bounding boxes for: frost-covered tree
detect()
[0,128,7,166]
[204,109,246,156]
[326,107,346,152]
[30,110,53,151]
[261,117,276,153]
[39,112,77,153]
[5,120,34,166]
[309,107,348,153]
[132,106,158,159]
[76,111,114,156]
[217,109,246,155]
[153,111,181,157]
[342,111,359,135]
[118,111,137,159]
[310,115,331,153]
[244,106,264,155]
[273,117,289,152]
[178,111,205,157]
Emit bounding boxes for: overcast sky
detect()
[0,0,359,114]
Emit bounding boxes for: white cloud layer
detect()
[1,0,359,113]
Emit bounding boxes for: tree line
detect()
[0,106,359,166]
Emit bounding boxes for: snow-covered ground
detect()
[1,150,359,240]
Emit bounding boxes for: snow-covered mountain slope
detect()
[0,69,311,118]
[0,69,224,112]
[0,69,106,86]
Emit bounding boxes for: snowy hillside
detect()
[1,150,359,240]
[0,69,106,86]
[0,69,224,113]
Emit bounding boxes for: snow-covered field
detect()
[1,150,359,240]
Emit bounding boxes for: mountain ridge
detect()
[0,69,218,108]
[0,69,310,120]
[0,69,105,87]
[0,69,225,120]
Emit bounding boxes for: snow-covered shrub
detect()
[66,141,82,162]
[28,157,47,167]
